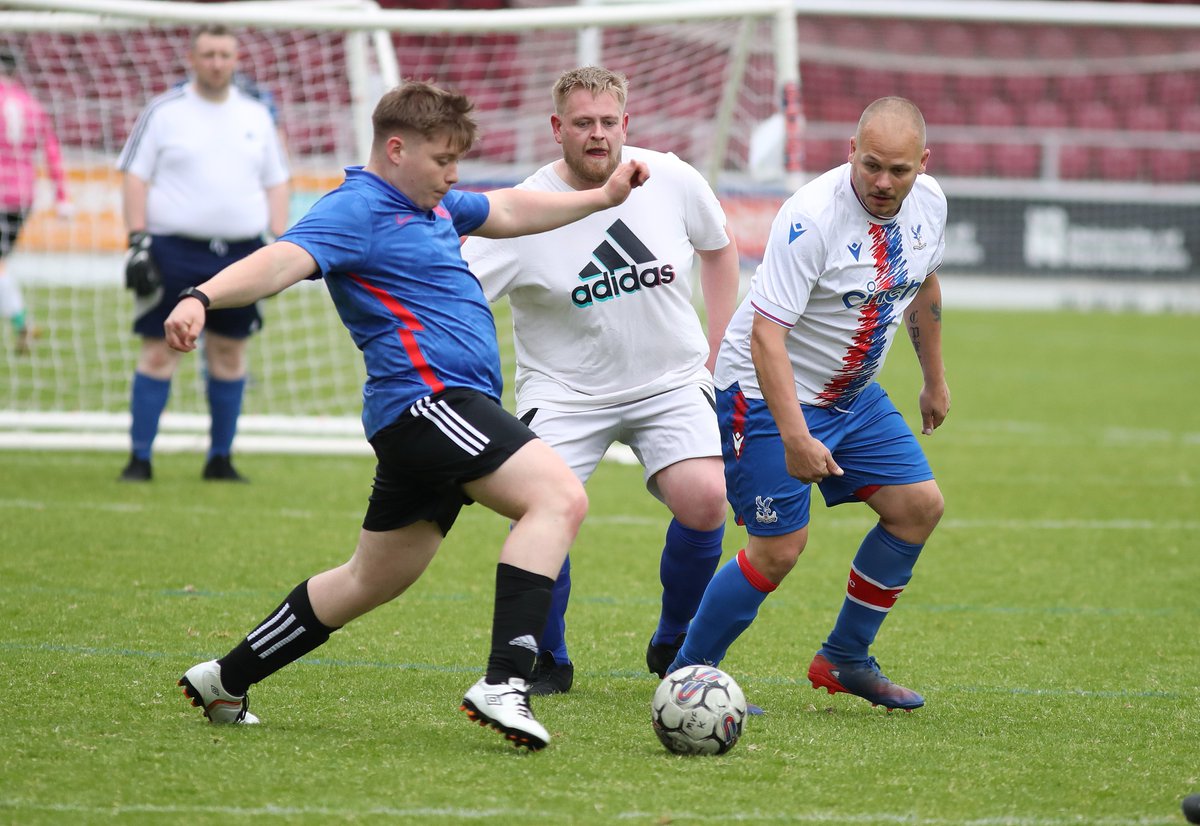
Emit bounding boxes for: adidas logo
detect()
[572,218,676,308]
[508,634,538,653]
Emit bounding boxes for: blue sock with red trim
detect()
[821,524,922,666]
[669,549,775,671]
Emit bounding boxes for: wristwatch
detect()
[178,286,211,309]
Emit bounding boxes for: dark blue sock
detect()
[821,524,923,665]
[538,555,571,664]
[670,550,775,671]
[207,376,246,459]
[654,518,724,644]
[129,372,170,460]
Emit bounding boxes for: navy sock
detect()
[487,563,555,684]
[653,518,724,644]
[129,372,170,460]
[217,578,339,696]
[670,549,776,671]
[206,376,246,459]
[821,524,923,665]
[538,556,571,664]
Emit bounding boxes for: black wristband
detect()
[178,286,211,309]
[128,230,150,247]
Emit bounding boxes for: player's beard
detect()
[565,144,620,187]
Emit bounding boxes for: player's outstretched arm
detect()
[164,241,317,352]
[905,272,950,434]
[476,159,650,239]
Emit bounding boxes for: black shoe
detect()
[118,455,152,482]
[202,455,248,482]
[528,650,573,696]
[646,632,687,678]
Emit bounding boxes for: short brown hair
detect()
[372,80,478,153]
[191,24,236,48]
[551,66,628,115]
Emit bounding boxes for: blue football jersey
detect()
[282,167,498,438]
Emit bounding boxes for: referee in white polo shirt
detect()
[117,24,289,482]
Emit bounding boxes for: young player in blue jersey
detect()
[667,97,949,711]
[163,80,649,751]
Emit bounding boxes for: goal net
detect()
[0,0,796,453]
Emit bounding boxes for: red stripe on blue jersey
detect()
[348,273,445,395]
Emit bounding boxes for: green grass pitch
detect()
[1,308,1197,824]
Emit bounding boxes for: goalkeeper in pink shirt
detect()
[0,49,70,354]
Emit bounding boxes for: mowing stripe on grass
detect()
[0,801,1182,824]
[0,641,1185,700]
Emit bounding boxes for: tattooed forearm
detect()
[907,308,921,356]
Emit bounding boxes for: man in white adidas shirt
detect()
[462,66,740,695]
[668,97,949,711]
[116,24,289,483]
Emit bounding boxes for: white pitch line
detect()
[0,801,1178,825]
[0,497,1196,532]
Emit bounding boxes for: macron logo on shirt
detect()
[789,220,806,244]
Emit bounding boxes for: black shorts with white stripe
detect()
[364,387,537,536]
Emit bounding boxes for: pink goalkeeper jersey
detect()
[0,78,67,213]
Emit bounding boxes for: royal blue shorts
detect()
[133,234,264,339]
[718,381,933,536]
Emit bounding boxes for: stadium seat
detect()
[937,143,989,177]
[923,99,967,126]
[1032,27,1078,59]
[1102,74,1151,108]
[972,97,1018,128]
[899,73,950,109]
[1147,148,1194,184]
[1151,72,1198,106]
[1055,74,1099,105]
[1095,146,1143,181]
[993,143,1041,179]
[933,23,978,57]
[1001,74,1050,106]
[1125,103,1171,132]
[1073,100,1119,131]
[1057,147,1093,180]
[1023,100,1069,129]
[951,74,996,101]
[1175,105,1200,133]
[981,25,1027,58]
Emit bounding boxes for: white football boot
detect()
[460,677,549,751]
[179,660,260,724]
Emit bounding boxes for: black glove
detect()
[124,231,161,297]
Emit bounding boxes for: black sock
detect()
[217,578,339,696]
[486,563,555,684]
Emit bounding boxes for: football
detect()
[651,665,747,755]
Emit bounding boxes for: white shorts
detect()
[519,381,721,501]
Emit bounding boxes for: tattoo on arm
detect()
[907,309,921,356]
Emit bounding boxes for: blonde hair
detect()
[551,66,628,115]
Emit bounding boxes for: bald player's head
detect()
[847,96,929,220]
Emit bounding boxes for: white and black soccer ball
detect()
[651,665,747,755]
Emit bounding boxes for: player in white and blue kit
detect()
[116,25,289,483]
[163,81,650,751]
[668,97,950,710]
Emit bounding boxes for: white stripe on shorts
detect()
[411,397,491,455]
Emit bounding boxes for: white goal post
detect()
[0,0,799,454]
